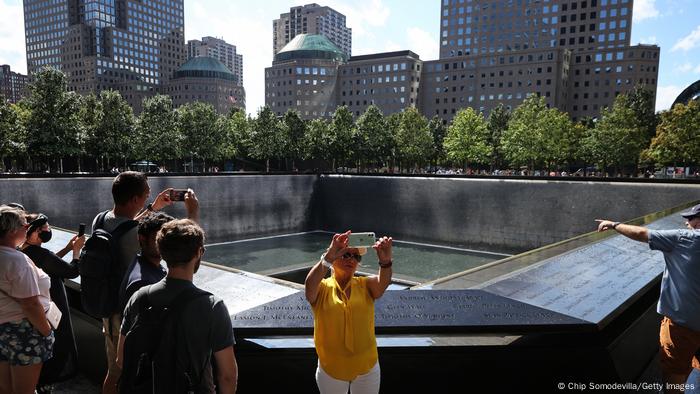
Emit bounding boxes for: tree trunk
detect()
[266,158,270,173]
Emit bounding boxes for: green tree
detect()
[177,102,222,172]
[78,93,101,171]
[304,118,332,169]
[644,101,700,167]
[249,106,283,172]
[626,85,658,144]
[329,106,355,171]
[99,90,134,169]
[443,107,492,170]
[395,107,432,171]
[24,67,82,172]
[0,101,25,171]
[355,105,392,170]
[219,109,246,161]
[428,115,447,167]
[385,112,402,171]
[282,109,307,170]
[583,93,647,174]
[135,94,180,166]
[501,96,550,171]
[545,107,576,169]
[486,104,510,171]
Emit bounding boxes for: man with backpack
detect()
[81,171,174,394]
[117,219,238,394]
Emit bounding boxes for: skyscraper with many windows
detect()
[266,0,659,122]
[187,36,243,86]
[273,3,352,58]
[433,0,658,120]
[24,0,186,111]
[0,65,29,103]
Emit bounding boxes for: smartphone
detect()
[78,223,86,237]
[169,189,188,201]
[348,232,375,248]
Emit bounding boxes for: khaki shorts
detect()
[659,317,700,376]
[102,314,122,379]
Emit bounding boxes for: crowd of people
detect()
[0,170,698,393]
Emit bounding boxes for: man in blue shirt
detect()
[597,203,700,394]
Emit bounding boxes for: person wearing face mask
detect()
[20,213,85,393]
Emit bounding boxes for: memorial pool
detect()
[203,231,510,283]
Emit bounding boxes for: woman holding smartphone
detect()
[21,213,85,393]
[304,231,393,394]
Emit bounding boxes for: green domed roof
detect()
[174,56,237,82]
[274,34,347,63]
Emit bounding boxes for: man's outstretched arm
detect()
[596,220,649,243]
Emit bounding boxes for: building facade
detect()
[437,0,658,120]
[187,36,243,86]
[0,65,29,103]
[167,56,245,114]
[338,52,423,117]
[273,3,352,58]
[24,0,186,112]
[265,0,659,123]
[266,34,345,118]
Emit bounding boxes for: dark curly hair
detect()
[138,212,175,238]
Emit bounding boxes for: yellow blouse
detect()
[311,275,378,381]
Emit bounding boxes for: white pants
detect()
[315,361,380,394]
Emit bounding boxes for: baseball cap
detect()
[679,203,700,219]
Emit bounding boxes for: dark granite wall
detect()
[0,175,319,244]
[316,175,700,253]
[1,175,698,251]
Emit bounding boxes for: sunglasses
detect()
[342,252,362,262]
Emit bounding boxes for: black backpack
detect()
[79,211,138,318]
[120,286,213,394]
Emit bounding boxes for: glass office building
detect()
[24,0,185,111]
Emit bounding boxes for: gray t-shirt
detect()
[649,229,700,331]
[121,277,235,393]
[91,210,140,272]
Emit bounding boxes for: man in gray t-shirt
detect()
[597,203,700,394]
[117,219,238,394]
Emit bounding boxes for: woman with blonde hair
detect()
[305,231,393,394]
[0,206,54,394]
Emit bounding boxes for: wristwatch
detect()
[321,253,333,269]
[612,221,621,229]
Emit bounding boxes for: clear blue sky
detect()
[1,0,699,115]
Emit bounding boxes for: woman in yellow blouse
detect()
[305,231,393,394]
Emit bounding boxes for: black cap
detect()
[680,204,700,219]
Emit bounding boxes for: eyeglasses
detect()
[342,252,362,262]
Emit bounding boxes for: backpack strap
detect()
[111,219,139,240]
[94,210,110,231]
